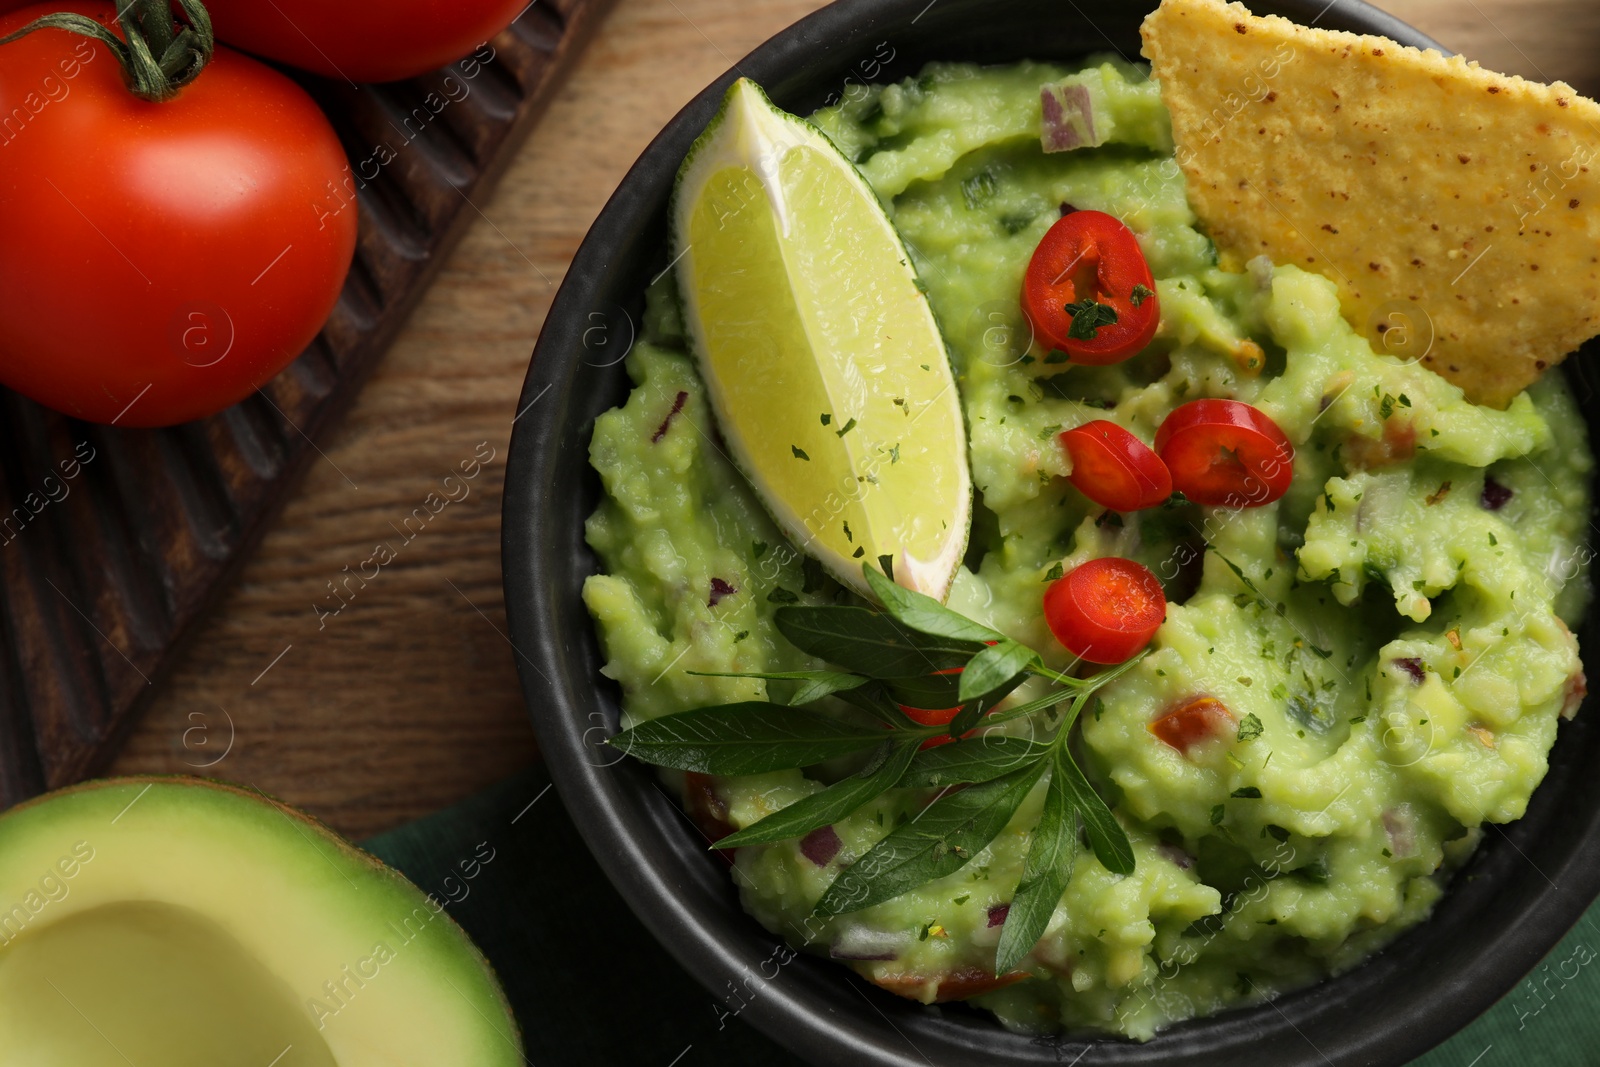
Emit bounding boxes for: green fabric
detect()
[365,768,808,1066]
[366,766,1600,1065]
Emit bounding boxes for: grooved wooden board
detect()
[0,0,612,812]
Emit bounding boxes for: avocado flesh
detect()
[0,779,521,1067]
[0,901,338,1066]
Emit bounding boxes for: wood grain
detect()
[0,0,613,818]
[107,0,1600,841]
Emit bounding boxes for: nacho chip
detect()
[1141,0,1600,407]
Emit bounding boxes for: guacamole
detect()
[581,58,1591,1038]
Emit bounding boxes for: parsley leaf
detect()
[1064,298,1119,341]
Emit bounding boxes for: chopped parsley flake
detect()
[1064,298,1119,340]
[801,558,825,594]
[836,417,857,437]
[791,445,810,461]
[1130,283,1156,307]
[1236,713,1264,742]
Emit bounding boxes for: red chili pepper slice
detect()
[1155,399,1295,508]
[896,665,969,749]
[1021,210,1160,366]
[1043,557,1166,665]
[897,702,964,749]
[1058,421,1172,512]
[1149,697,1237,756]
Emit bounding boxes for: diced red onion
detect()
[1382,805,1417,858]
[829,926,907,961]
[987,903,1010,928]
[708,577,737,608]
[651,390,689,443]
[1480,477,1513,511]
[800,826,841,867]
[1040,83,1101,153]
[1158,843,1195,870]
[1564,669,1587,720]
[1393,658,1426,685]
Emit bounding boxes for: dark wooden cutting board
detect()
[0,0,612,810]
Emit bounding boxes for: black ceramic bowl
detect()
[503,2,1600,1063]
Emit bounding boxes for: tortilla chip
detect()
[1141,0,1600,408]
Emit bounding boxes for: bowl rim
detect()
[502,2,1600,1063]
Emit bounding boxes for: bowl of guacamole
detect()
[502,0,1600,1062]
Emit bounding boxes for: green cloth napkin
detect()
[366,767,1600,1066]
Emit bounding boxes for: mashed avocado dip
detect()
[580,58,1591,1037]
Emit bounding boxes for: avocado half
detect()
[0,777,522,1066]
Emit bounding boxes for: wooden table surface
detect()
[109,0,1600,840]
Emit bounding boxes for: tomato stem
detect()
[0,0,214,103]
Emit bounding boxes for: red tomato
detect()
[1059,421,1172,512]
[1021,210,1159,365]
[1155,400,1295,508]
[1344,419,1417,471]
[898,666,967,749]
[897,702,964,749]
[204,0,528,84]
[1044,557,1166,665]
[0,5,357,427]
[1149,697,1237,755]
[867,966,1031,1003]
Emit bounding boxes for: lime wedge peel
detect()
[671,78,972,603]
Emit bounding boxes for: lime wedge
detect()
[672,78,971,602]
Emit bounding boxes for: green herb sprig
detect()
[607,562,1143,972]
